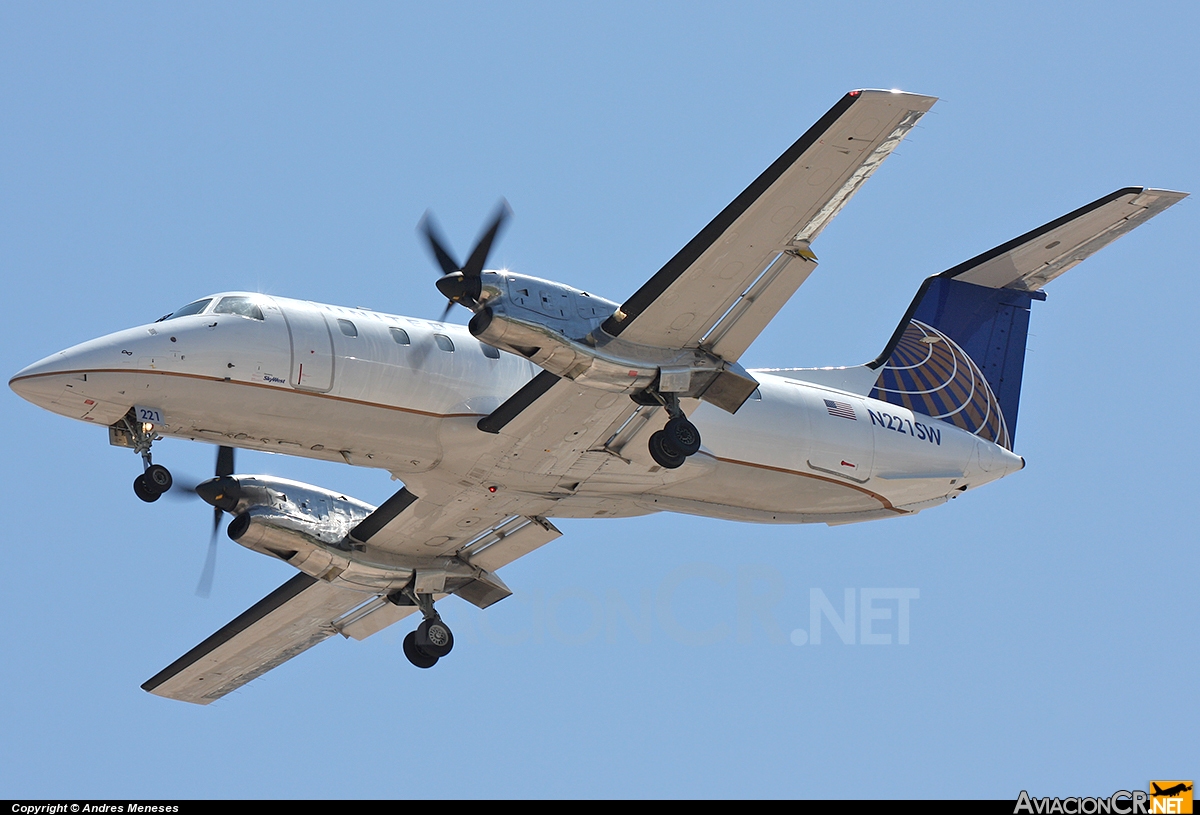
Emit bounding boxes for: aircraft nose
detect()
[10,323,159,417]
[9,350,80,406]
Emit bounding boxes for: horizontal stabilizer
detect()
[945,187,1187,292]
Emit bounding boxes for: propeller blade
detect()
[195,515,219,598]
[418,212,462,277]
[461,199,511,279]
[162,476,205,500]
[215,445,235,477]
[194,445,235,597]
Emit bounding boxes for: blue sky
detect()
[2,1,1196,799]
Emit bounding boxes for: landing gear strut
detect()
[642,391,702,470]
[394,587,454,669]
[123,413,173,502]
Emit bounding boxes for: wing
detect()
[601,89,937,361]
[145,508,564,705]
[143,573,416,705]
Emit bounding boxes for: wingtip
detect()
[848,88,938,105]
[1125,188,1190,210]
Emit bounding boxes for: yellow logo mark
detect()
[1150,781,1193,815]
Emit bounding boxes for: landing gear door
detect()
[282,304,335,392]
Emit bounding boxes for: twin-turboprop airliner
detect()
[10,90,1186,704]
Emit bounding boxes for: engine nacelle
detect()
[197,474,512,602]
[469,271,759,412]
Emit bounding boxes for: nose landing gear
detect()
[122,413,174,502]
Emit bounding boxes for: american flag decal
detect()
[824,399,857,420]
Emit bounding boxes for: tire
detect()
[133,474,160,503]
[649,430,686,469]
[403,631,439,669]
[663,417,701,456]
[416,618,454,658]
[144,464,173,493]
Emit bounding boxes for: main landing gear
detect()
[639,391,702,470]
[392,588,455,669]
[124,415,173,503]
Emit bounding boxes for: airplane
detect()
[1152,784,1193,798]
[9,89,1186,704]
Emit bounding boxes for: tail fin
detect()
[868,187,1186,449]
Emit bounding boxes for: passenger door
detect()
[282,304,335,392]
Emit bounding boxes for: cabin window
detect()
[480,343,500,360]
[162,299,212,320]
[337,319,358,338]
[434,334,454,352]
[213,296,264,321]
[389,327,411,346]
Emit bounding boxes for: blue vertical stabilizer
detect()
[868,276,1043,449]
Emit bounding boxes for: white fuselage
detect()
[10,292,1023,526]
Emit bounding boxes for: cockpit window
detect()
[160,299,213,321]
[213,296,265,321]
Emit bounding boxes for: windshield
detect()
[157,298,212,322]
[213,296,264,320]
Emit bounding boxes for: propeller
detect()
[419,200,511,321]
[190,445,236,598]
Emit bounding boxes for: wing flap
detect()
[142,574,396,705]
[704,249,816,360]
[947,187,1188,291]
[603,90,936,358]
[460,515,563,573]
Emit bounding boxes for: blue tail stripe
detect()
[909,277,1039,441]
[869,275,1035,449]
